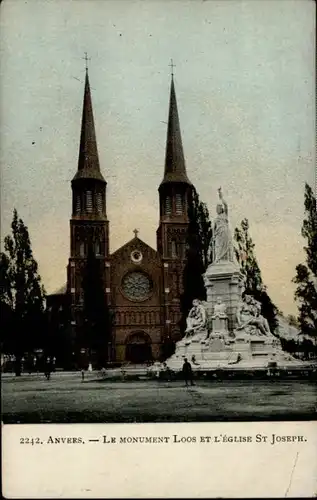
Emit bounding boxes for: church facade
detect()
[49,68,196,364]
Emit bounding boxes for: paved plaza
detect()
[2,371,317,423]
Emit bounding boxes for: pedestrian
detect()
[81,369,85,382]
[28,355,32,374]
[182,358,194,387]
[44,357,51,381]
[162,362,172,381]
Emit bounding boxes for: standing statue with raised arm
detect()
[212,187,234,263]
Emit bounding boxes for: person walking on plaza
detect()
[182,358,194,387]
[44,357,52,381]
[162,362,172,382]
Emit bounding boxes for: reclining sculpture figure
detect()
[236,294,271,336]
[184,299,207,338]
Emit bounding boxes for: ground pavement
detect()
[2,371,317,423]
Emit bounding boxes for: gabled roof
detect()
[111,235,157,258]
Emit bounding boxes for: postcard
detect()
[1,0,316,498]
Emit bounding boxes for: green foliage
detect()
[301,184,317,276]
[287,314,299,327]
[0,209,46,359]
[279,336,317,360]
[191,190,213,270]
[82,244,111,366]
[234,218,262,291]
[234,217,278,333]
[293,183,317,339]
[180,189,212,333]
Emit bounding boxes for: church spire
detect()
[160,69,191,186]
[72,66,105,182]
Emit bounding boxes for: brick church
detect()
[48,66,196,364]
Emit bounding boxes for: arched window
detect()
[86,191,93,213]
[165,196,172,215]
[172,274,178,293]
[171,240,177,258]
[175,193,183,214]
[179,241,185,259]
[79,242,85,257]
[96,192,103,213]
[70,268,75,288]
[75,195,81,214]
[95,240,101,256]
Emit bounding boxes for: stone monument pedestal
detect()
[204,260,244,333]
[163,326,308,372]
[166,329,208,368]
[212,316,229,334]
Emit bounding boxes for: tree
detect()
[191,190,213,270]
[234,218,278,333]
[0,253,13,353]
[0,209,46,374]
[293,183,317,341]
[287,314,299,327]
[82,243,111,368]
[234,218,262,291]
[180,189,213,333]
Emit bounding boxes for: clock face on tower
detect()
[121,271,152,301]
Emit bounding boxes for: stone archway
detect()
[125,332,152,364]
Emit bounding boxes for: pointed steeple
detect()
[160,74,191,186]
[72,68,105,182]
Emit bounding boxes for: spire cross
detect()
[169,58,176,77]
[82,52,91,71]
[133,228,139,238]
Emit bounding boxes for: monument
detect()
[204,187,244,333]
[211,297,229,334]
[235,294,272,336]
[184,299,207,339]
[165,300,208,364]
[160,188,313,373]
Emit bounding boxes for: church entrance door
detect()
[125,332,152,364]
